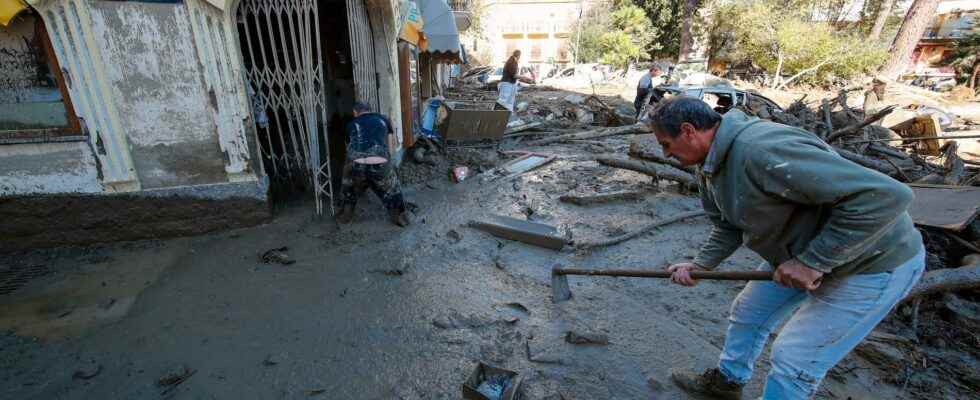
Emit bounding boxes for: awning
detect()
[399,0,427,49]
[0,0,28,27]
[418,0,462,63]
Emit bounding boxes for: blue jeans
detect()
[718,250,925,399]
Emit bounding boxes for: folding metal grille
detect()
[236,0,333,216]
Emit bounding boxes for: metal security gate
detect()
[236,0,333,216]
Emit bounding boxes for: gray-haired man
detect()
[647,96,924,399]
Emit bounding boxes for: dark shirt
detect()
[346,112,393,160]
[502,57,518,84]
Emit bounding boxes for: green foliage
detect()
[947,33,980,88]
[709,0,888,86]
[573,1,656,68]
[630,0,682,58]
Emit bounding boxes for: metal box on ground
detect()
[439,101,510,142]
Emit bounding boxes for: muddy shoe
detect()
[671,367,743,400]
[389,210,410,227]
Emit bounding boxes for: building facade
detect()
[476,0,587,67]
[0,0,407,251]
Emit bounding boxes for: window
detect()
[530,40,542,61]
[0,10,81,143]
[505,39,519,58]
[556,39,570,62]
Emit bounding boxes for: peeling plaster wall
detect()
[88,1,227,189]
[0,141,102,196]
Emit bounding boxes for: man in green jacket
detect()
[648,96,924,399]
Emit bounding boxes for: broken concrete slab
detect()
[469,215,567,250]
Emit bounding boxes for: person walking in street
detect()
[647,96,924,399]
[336,101,409,227]
[634,65,664,118]
[496,50,522,111]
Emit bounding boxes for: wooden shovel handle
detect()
[553,267,773,281]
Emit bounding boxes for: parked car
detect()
[641,84,783,117]
[541,64,609,87]
[485,65,536,86]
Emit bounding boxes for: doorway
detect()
[235,0,355,216]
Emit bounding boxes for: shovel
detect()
[551,264,773,302]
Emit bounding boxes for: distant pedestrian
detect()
[336,101,409,227]
[634,66,663,118]
[496,50,522,111]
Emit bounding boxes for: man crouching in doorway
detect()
[336,101,409,227]
[647,96,924,399]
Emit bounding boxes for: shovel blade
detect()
[551,265,572,302]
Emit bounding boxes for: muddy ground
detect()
[1,88,977,399]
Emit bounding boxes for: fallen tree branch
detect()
[881,156,911,182]
[628,142,697,173]
[844,133,980,145]
[948,234,980,254]
[525,124,646,146]
[586,95,627,125]
[576,210,707,250]
[826,105,896,142]
[834,147,900,177]
[777,57,834,89]
[821,99,833,139]
[594,156,698,187]
[902,263,980,303]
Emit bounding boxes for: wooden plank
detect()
[908,184,980,231]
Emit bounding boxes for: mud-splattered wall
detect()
[0,0,258,196]
[87,1,228,189]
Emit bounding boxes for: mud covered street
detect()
[1,125,933,399]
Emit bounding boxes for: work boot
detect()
[671,367,743,400]
[336,206,355,224]
[389,210,410,227]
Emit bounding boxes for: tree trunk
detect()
[879,0,941,80]
[971,63,979,90]
[771,52,784,89]
[869,0,896,40]
[678,0,702,61]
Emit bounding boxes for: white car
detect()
[485,65,536,86]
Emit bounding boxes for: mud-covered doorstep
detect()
[0,180,271,253]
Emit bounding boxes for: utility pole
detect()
[573,0,582,65]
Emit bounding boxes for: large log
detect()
[525,124,646,146]
[903,264,980,302]
[595,156,698,188]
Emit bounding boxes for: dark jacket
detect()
[693,110,922,277]
[346,112,394,160]
[502,57,519,84]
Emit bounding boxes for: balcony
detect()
[449,0,472,32]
